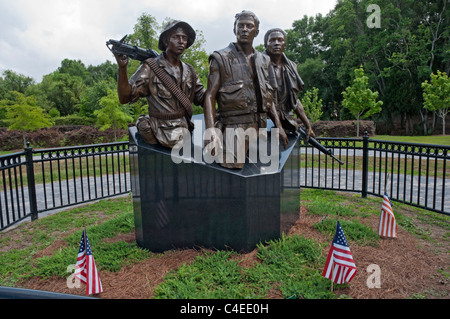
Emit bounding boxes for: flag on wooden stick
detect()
[74,228,103,295]
[322,221,357,284]
[378,192,397,238]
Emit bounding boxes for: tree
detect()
[0,70,35,100]
[94,89,133,141]
[78,80,115,118]
[1,91,53,147]
[128,13,160,50]
[58,59,88,80]
[34,71,86,115]
[301,87,323,123]
[342,66,383,136]
[422,70,449,135]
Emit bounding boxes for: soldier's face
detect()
[266,31,286,55]
[234,16,259,45]
[166,28,188,55]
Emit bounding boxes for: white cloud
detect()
[0,0,337,81]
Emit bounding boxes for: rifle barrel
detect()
[106,37,158,61]
[298,127,344,165]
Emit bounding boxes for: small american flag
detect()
[74,229,103,295]
[322,221,357,284]
[378,192,397,238]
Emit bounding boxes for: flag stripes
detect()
[74,229,103,295]
[322,221,357,284]
[378,193,397,238]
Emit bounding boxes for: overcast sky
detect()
[0,0,337,82]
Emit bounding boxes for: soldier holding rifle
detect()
[203,10,288,169]
[114,20,205,149]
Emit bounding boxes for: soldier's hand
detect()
[305,126,316,142]
[280,129,288,149]
[114,54,129,68]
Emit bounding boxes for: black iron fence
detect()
[284,133,449,215]
[1,135,449,231]
[0,142,130,231]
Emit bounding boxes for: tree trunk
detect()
[419,110,428,135]
[356,114,360,137]
[443,116,446,136]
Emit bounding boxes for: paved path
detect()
[2,166,449,231]
[282,167,450,213]
[1,173,130,230]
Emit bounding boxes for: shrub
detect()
[63,126,127,146]
[0,129,24,150]
[312,120,375,137]
[0,125,128,150]
[28,128,65,148]
[53,115,96,126]
[63,126,103,146]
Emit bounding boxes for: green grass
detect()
[300,189,379,246]
[373,135,450,146]
[287,153,450,179]
[1,188,449,298]
[313,218,379,247]
[154,234,335,299]
[0,195,151,285]
[301,188,379,217]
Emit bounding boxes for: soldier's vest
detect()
[210,43,274,125]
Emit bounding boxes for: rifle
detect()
[298,126,344,165]
[106,35,158,61]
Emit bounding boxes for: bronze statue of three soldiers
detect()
[115,10,315,169]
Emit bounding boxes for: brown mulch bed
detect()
[12,205,450,299]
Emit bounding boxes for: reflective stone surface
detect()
[129,114,300,252]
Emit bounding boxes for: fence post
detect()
[362,131,369,198]
[25,142,38,221]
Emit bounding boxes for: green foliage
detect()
[48,107,60,118]
[58,59,89,80]
[342,66,383,136]
[34,71,86,116]
[252,235,334,299]
[313,218,379,247]
[94,89,133,141]
[128,13,160,51]
[0,196,151,284]
[155,234,335,299]
[286,0,449,131]
[0,70,35,99]
[1,189,447,296]
[154,251,255,299]
[422,71,450,135]
[301,87,323,123]
[53,114,96,126]
[1,91,53,147]
[1,3,448,137]
[305,197,359,217]
[78,80,115,118]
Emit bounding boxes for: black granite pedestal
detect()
[129,114,300,252]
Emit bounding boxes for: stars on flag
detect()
[74,228,103,295]
[322,221,357,285]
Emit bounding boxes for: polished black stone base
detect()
[129,114,300,252]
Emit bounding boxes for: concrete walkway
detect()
[283,167,450,213]
[0,172,130,230]
[1,165,449,231]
